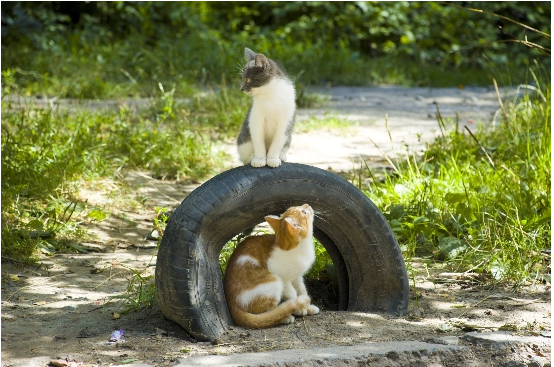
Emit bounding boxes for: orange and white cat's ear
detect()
[265,215,281,233]
[284,217,301,236]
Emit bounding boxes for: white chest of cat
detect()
[249,78,295,147]
[267,236,316,282]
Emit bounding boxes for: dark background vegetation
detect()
[1,1,551,97]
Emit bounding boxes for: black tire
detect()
[155,163,409,341]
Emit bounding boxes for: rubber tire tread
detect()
[155,163,409,341]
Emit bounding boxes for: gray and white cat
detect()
[237,48,296,168]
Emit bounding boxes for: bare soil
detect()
[2,87,551,367]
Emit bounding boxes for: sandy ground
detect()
[2,86,551,367]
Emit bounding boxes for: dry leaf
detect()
[9,275,20,282]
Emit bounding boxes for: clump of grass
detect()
[363,69,550,285]
[295,115,356,135]
[0,85,245,263]
[114,206,169,312]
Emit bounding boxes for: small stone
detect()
[463,331,546,351]
[211,337,223,345]
[48,360,69,367]
[435,336,459,345]
[504,361,526,367]
[385,351,400,361]
[153,328,167,336]
[146,230,161,241]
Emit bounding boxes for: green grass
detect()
[354,68,551,285]
[295,114,356,135]
[1,24,529,102]
[0,85,247,263]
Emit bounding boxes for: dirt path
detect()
[1,86,550,367]
[224,85,512,171]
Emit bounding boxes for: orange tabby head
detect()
[265,204,314,250]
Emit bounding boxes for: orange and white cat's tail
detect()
[230,295,311,329]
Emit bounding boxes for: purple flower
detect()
[109,329,124,342]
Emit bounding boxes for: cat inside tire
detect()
[155,163,410,341]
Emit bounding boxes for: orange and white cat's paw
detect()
[293,295,311,316]
[280,315,295,324]
[293,308,308,316]
[266,157,282,168]
[307,304,320,315]
[251,157,266,167]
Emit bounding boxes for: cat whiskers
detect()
[313,212,326,222]
[234,61,245,76]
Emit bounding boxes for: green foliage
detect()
[305,238,333,281]
[295,114,356,134]
[1,2,550,98]
[0,88,241,263]
[364,67,550,284]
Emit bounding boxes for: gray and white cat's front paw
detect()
[251,157,266,168]
[266,157,282,168]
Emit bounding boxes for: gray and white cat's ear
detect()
[245,47,270,69]
[265,215,281,233]
[245,48,256,61]
[254,54,269,69]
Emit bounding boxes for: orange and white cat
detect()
[224,204,320,329]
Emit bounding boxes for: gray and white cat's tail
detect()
[229,295,311,329]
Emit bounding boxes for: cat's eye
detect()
[245,78,250,84]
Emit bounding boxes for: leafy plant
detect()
[0,87,236,263]
[2,2,550,98]
[364,67,550,284]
